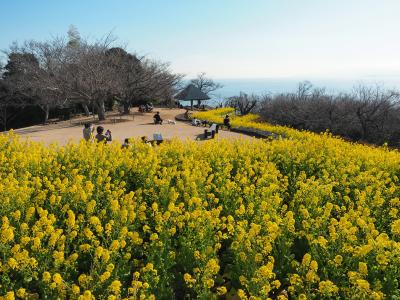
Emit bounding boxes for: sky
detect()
[1,0,400,80]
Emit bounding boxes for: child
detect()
[83,123,94,141]
[122,138,130,149]
[141,136,152,147]
[95,126,112,143]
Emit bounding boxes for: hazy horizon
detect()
[189,77,400,100]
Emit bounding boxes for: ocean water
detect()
[179,77,400,107]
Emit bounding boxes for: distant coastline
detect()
[215,77,400,97]
[179,77,400,106]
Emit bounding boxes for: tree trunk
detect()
[123,102,130,115]
[191,100,193,110]
[82,103,90,117]
[44,104,50,124]
[1,108,7,131]
[97,100,106,121]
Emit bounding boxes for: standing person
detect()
[83,123,94,141]
[95,126,112,143]
[153,112,163,125]
[224,115,231,130]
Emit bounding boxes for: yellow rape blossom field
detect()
[1,108,400,299]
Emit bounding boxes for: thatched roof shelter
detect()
[175,84,210,110]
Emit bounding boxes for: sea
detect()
[179,77,400,107]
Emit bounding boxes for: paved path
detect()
[12,108,250,145]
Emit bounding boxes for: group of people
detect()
[83,123,112,143]
[82,111,229,146]
[191,118,208,127]
[191,114,230,129]
[82,123,161,147]
[138,103,154,113]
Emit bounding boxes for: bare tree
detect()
[63,34,121,120]
[106,48,183,114]
[226,92,258,115]
[259,82,400,146]
[67,25,81,48]
[352,85,399,140]
[139,60,183,106]
[190,72,223,95]
[0,78,30,131]
[3,39,69,123]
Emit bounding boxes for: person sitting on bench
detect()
[153,112,163,124]
[224,114,231,130]
[192,118,201,126]
[146,103,154,112]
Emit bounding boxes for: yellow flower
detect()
[391,219,400,235]
[82,290,93,300]
[310,260,318,271]
[4,291,15,300]
[206,258,220,274]
[150,233,158,241]
[16,288,26,298]
[109,240,120,251]
[205,279,214,288]
[376,253,389,266]
[107,263,115,272]
[359,262,368,275]
[43,271,51,282]
[72,284,80,294]
[237,289,248,300]
[318,280,339,296]
[100,271,111,282]
[12,210,21,221]
[53,251,64,263]
[78,274,89,285]
[109,280,122,294]
[184,273,196,285]
[255,253,263,263]
[272,279,281,289]
[52,273,63,285]
[7,258,18,270]
[217,286,227,295]
[334,255,343,265]
[302,253,311,266]
[356,279,370,291]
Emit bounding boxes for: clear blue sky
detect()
[1,0,400,79]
